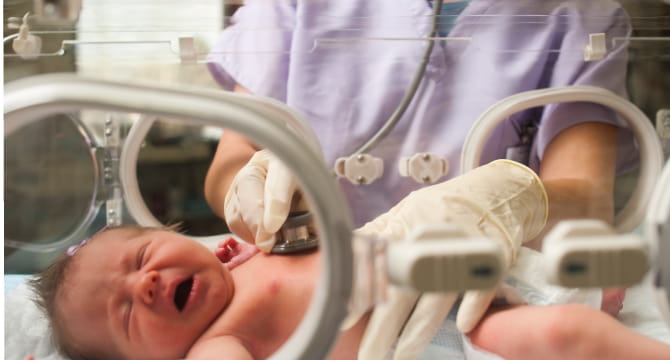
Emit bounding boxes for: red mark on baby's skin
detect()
[215,237,259,270]
[267,279,281,295]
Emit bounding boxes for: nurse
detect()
[204,0,635,357]
[205,0,634,248]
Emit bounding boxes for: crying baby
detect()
[29,225,367,360]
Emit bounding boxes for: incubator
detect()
[4,0,670,359]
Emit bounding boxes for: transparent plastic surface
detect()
[5,114,98,246]
[199,0,670,238]
[4,1,670,358]
[347,232,389,328]
[647,160,670,327]
[4,113,104,273]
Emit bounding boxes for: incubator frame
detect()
[461,85,665,233]
[4,73,353,360]
[647,159,670,326]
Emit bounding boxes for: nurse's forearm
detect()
[204,84,258,218]
[205,130,258,218]
[525,122,618,249]
[524,178,614,250]
[544,177,614,225]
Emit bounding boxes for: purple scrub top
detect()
[208,0,636,227]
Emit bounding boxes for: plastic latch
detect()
[179,36,197,64]
[398,152,449,184]
[334,154,384,185]
[656,109,670,139]
[386,223,504,292]
[34,0,82,23]
[584,33,607,61]
[12,13,42,60]
[106,197,123,226]
[543,219,649,288]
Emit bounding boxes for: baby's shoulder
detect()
[186,334,253,360]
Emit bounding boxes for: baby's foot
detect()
[215,237,259,270]
[601,288,626,317]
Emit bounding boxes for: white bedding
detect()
[5,271,670,360]
[5,275,67,360]
[620,280,670,344]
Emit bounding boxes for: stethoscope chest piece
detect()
[271,211,319,254]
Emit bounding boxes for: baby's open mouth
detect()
[174,277,194,312]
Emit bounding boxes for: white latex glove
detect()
[353,159,548,360]
[224,149,303,252]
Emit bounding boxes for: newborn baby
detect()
[30,226,367,360]
[28,160,643,360]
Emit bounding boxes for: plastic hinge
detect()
[584,33,607,61]
[656,109,670,139]
[12,13,42,60]
[34,0,82,23]
[179,37,197,64]
[334,154,384,185]
[398,152,449,184]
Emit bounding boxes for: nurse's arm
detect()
[526,122,619,250]
[204,84,259,218]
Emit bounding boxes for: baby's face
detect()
[59,227,234,359]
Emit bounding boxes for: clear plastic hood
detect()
[5,0,670,301]
[4,1,670,359]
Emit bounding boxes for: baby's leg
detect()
[468,304,670,360]
[601,287,626,317]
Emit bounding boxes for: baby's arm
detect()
[186,335,253,360]
[468,304,670,360]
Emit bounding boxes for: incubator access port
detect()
[348,223,505,319]
[385,223,504,292]
[543,219,649,288]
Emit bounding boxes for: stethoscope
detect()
[275,1,444,252]
[276,0,443,252]
[271,211,320,254]
[333,0,448,186]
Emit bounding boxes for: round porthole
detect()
[5,113,101,273]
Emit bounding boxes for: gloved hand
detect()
[351,159,548,360]
[224,149,305,252]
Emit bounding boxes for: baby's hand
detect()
[215,237,259,270]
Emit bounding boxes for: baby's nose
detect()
[137,271,159,305]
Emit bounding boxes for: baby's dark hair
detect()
[29,224,182,360]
